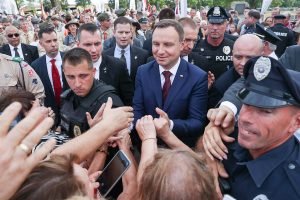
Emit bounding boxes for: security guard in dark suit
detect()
[194,6,234,80]
[221,56,300,200]
[269,14,296,57]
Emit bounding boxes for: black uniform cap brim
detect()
[208,18,226,24]
[237,88,291,109]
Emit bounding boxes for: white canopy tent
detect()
[0,0,18,14]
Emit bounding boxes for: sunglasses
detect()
[7,33,20,38]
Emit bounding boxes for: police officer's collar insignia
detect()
[223,46,231,55]
[213,7,221,16]
[254,57,271,81]
[73,125,82,137]
[253,194,269,200]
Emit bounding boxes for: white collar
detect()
[116,44,130,52]
[93,56,102,68]
[46,53,62,63]
[159,58,181,75]
[9,43,21,50]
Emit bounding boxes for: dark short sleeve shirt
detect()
[193,38,234,80]
[223,136,300,200]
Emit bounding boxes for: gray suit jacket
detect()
[279,45,300,71]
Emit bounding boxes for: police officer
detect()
[194,6,234,80]
[0,53,45,100]
[60,48,123,138]
[203,56,300,200]
[254,22,281,59]
[269,14,296,57]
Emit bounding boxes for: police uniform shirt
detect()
[194,37,234,80]
[223,136,300,200]
[269,23,296,57]
[60,79,124,138]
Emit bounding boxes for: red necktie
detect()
[103,32,108,40]
[162,71,172,102]
[50,59,62,106]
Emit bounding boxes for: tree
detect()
[50,0,61,10]
[75,0,92,9]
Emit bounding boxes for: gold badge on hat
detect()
[73,125,82,137]
[223,46,231,55]
[254,57,271,81]
[213,7,221,16]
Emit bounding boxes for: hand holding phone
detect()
[97,150,131,197]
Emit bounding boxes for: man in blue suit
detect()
[31,24,68,126]
[133,19,208,147]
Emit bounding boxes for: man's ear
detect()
[289,110,300,134]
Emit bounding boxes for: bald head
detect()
[4,25,19,35]
[232,34,263,76]
[5,25,20,47]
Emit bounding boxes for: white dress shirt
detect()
[158,58,181,130]
[114,44,131,74]
[158,58,181,88]
[9,44,24,58]
[46,53,63,91]
[93,57,102,80]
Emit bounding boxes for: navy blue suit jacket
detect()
[31,52,68,125]
[133,59,208,147]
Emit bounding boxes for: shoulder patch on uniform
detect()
[27,68,34,77]
[20,61,29,68]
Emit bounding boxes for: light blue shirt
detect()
[114,45,131,74]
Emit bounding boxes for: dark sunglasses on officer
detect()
[7,33,20,38]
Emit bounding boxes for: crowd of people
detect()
[0,3,300,200]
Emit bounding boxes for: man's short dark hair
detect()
[63,48,93,69]
[248,9,260,20]
[113,16,132,29]
[158,8,175,20]
[38,23,56,39]
[153,19,184,42]
[77,23,100,41]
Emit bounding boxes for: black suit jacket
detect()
[99,54,134,106]
[31,52,68,125]
[208,67,240,109]
[279,45,300,71]
[103,45,149,86]
[142,37,152,56]
[0,43,39,64]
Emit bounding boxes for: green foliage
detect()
[61,0,69,11]
[15,0,25,9]
[108,0,129,9]
[75,0,92,8]
[270,0,284,7]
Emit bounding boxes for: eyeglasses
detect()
[7,33,20,38]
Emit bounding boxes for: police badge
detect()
[213,7,220,16]
[223,46,231,55]
[253,57,271,81]
[73,125,82,137]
